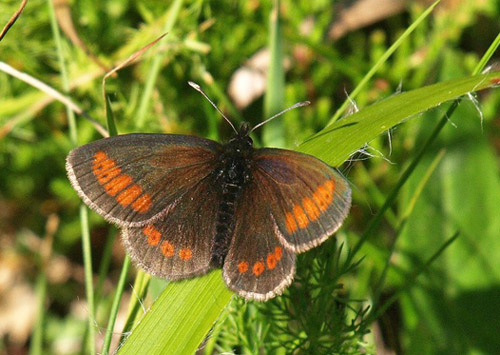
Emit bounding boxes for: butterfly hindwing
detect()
[251,148,351,253]
[121,170,220,279]
[66,134,220,227]
[223,182,296,301]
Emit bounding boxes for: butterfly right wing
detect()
[251,148,351,253]
[66,133,220,228]
[222,181,297,301]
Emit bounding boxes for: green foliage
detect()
[1,0,500,354]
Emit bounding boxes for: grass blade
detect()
[117,271,233,354]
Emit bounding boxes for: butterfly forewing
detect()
[223,182,296,301]
[252,148,351,253]
[66,134,220,227]
[121,172,220,280]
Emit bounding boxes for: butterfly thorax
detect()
[210,129,254,267]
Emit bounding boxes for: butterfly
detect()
[65,82,351,301]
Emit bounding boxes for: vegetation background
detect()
[1,0,500,354]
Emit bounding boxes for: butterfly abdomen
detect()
[210,138,253,267]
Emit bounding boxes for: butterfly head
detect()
[227,122,253,152]
[238,122,251,137]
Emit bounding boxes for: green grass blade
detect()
[101,256,131,355]
[120,270,151,342]
[371,149,446,306]
[47,0,95,352]
[328,0,441,124]
[368,232,460,323]
[473,31,500,75]
[136,0,184,129]
[299,71,500,166]
[263,0,285,147]
[95,230,116,304]
[117,271,233,354]
[29,273,47,355]
[105,94,118,137]
[79,204,95,355]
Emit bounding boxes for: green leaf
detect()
[263,0,286,147]
[105,94,118,137]
[117,271,233,355]
[299,71,500,166]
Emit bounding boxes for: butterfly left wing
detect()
[121,171,220,280]
[66,133,220,227]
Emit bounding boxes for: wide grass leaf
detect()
[299,72,500,165]
[117,271,232,354]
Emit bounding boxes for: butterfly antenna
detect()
[249,101,311,133]
[188,81,238,134]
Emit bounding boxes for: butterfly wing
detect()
[223,148,350,300]
[121,171,220,280]
[222,181,296,301]
[251,148,351,253]
[66,133,220,227]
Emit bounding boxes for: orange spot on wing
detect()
[293,205,309,229]
[303,197,320,221]
[93,151,107,162]
[105,175,132,196]
[253,261,265,276]
[93,154,119,185]
[179,248,193,260]
[94,151,152,212]
[161,241,174,257]
[143,225,161,246]
[116,185,142,207]
[238,262,249,273]
[266,253,277,269]
[324,179,335,193]
[132,193,152,213]
[317,185,332,205]
[275,246,282,260]
[313,191,328,211]
[97,166,121,184]
[313,180,335,212]
[285,212,298,233]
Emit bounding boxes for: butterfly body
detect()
[211,125,254,267]
[66,124,351,301]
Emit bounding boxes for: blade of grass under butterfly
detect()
[299,71,500,166]
[117,271,233,355]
